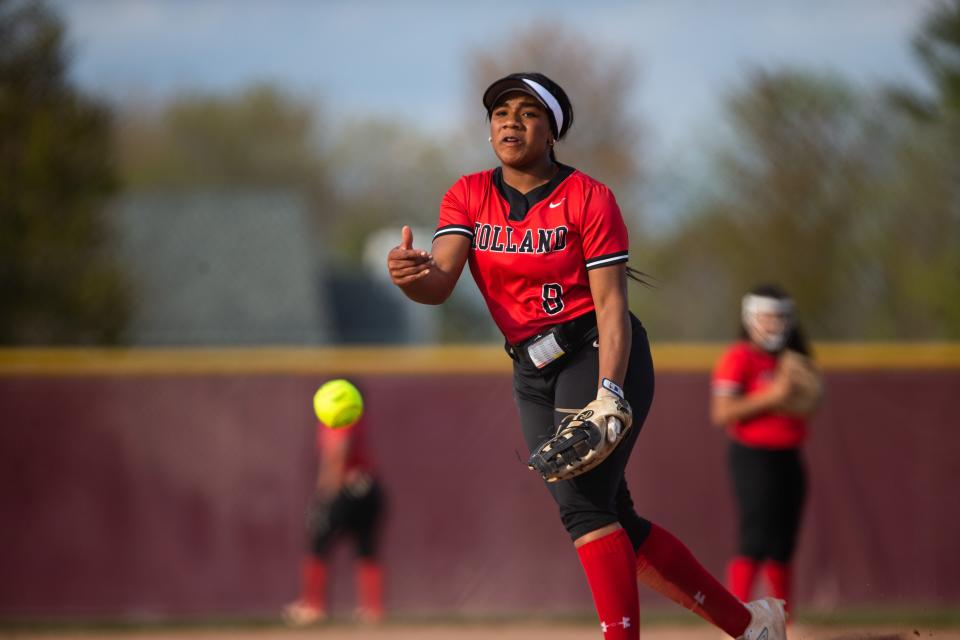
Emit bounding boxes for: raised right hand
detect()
[386,225,433,287]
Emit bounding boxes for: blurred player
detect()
[386,71,785,640]
[283,407,385,625]
[711,284,821,614]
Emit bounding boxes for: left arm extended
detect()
[588,263,631,389]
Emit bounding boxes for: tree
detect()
[0,0,129,344]
[322,118,458,257]
[116,85,329,196]
[641,70,906,340]
[914,0,960,118]
[643,57,960,341]
[322,117,495,341]
[876,0,960,338]
[865,122,960,339]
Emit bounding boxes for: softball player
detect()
[386,72,786,639]
[712,284,817,614]
[284,415,385,625]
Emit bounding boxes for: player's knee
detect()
[310,535,334,557]
[738,533,770,560]
[560,508,618,542]
[617,510,652,550]
[356,534,378,559]
[768,539,796,564]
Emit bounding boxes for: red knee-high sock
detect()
[356,559,384,620]
[301,557,327,609]
[576,529,640,640]
[727,556,760,602]
[635,524,751,638]
[761,561,791,612]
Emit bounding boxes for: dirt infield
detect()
[3,623,959,640]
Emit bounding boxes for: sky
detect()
[52,0,935,156]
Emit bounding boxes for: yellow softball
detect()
[313,379,364,429]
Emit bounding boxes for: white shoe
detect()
[354,606,384,624]
[738,597,787,640]
[282,600,327,626]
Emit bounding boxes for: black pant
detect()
[728,443,806,563]
[513,314,654,550]
[308,475,384,559]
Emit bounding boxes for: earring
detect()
[488,136,493,142]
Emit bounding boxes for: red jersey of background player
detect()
[711,341,808,449]
[316,418,374,474]
[434,165,629,345]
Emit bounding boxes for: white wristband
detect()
[600,377,625,399]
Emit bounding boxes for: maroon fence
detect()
[0,347,958,618]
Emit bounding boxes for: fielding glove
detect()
[528,378,633,483]
[775,350,824,417]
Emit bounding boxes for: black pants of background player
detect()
[727,442,806,607]
[309,475,384,559]
[300,475,385,619]
[512,313,755,637]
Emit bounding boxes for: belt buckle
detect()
[526,332,566,369]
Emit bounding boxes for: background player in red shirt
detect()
[711,284,818,615]
[386,72,786,640]
[283,409,385,626]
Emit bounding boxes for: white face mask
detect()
[742,294,794,352]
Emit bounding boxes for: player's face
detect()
[755,310,788,334]
[489,93,554,170]
[746,310,791,351]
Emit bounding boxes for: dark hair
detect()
[739,283,811,356]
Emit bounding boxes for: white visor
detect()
[742,294,794,317]
[520,78,564,138]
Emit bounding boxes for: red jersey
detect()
[316,417,374,474]
[435,166,629,344]
[711,341,808,449]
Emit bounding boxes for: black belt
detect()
[505,311,599,371]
